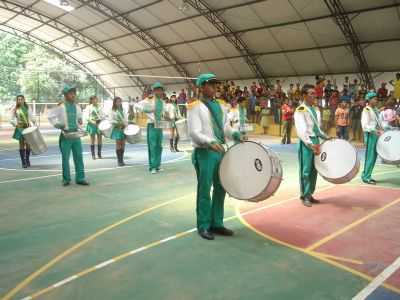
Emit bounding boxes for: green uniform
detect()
[295,105,325,198]
[361,107,380,182]
[192,99,227,231]
[111,109,126,141]
[59,102,86,184]
[86,105,101,135]
[12,106,29,140]
[147,97,164,171]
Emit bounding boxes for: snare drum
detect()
[314,139,359,184]
[154,120,172,129]
[99,120,112,138]
[219,141,282,202]
[62,130,87,139]
[124,124,141,144]
[377,130,400,164]
[22,126,48,155]
[175,119,188,139]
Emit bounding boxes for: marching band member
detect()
[294,84,330,207]
[110,97,128,167]
[188,73,243,240]
[166,93,182,152]
[361,92,384,185]
[10,95,36,168]
[86,95,103,160]
[139,82,167,174]
[48,85,89,186]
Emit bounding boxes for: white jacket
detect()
[86,104,104,124]
[137,97,168,124]
[110,109,128,127]
[187,99,238,148]
[294,104,327,144]
[165,103,181,120]
[48,102,82,130]
[10,106,35,127]
[361,105,382,133]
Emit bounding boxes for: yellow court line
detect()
[312,252,364,265]
[236,207,400,295]
[1,194,194,300]
[306,197,400,252]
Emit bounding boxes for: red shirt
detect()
[281,104,294,121]
[315,84,324,98]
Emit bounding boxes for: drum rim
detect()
[377,130,400,161]
[218,140,274,201]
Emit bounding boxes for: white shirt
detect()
[187,99,238,148]
[86,104,104,124]
[10,106,35,127]
[137,97,168,124]
[294,104,327,144]
[361,105,382,133]
[110,109,128,126]
[48,102,82,131]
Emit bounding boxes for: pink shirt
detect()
[382,109,396,122]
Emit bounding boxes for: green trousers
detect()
[147,123,163,171]
[362,132,378,182]
[298,137,319,198]
[59,135,86,183]
[192,148,226,231]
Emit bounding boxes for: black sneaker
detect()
[198,229,214,240]
[302,196,313,207]
[210,227,234,236]
[76,181,90,186]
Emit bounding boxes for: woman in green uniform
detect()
[166,93,182,152]
[111,97,127,167]
[86,95,103,159]
[10,95,35,168]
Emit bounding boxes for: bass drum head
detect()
[377,130,400,164]
[124,124,140,135]
[219,141,272,201]
[98,120,111,131]
[315,139,358,183]
[22,126,37,134]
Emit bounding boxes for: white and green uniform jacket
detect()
[86,104,104,124]
[10,106,35,127]
[48,102,82,130]
[138,97,168,124]
[166,102,181,120]
[294,104,328,145]
[361,105,382,133]
[187,99,240,148]
[110,109,128,127]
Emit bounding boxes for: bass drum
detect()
[98,120,112,138]
[377,130,400,165]
[22,126,48,155]
[219,141,282,202]
[314,139,359,184]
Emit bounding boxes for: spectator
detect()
[329,90,340,125]
[321,107,331,132]
[340,88,352,103]
[335,101,350,140]
[380,99,398,129]
[281,99,294,144]
[377,82,388,102]
[177,89,187,117]
[349,99,364,141]
[315,79,324,106]
[288,83,295,101]
[389,73,400,101]
[349,79,359,100]
[260,105,269,134]
[324,80,334,103]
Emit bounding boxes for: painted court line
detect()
[0,194,193,300]
[13,192,331,300]
[352,257,400,300]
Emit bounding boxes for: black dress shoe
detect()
[76,181,90,186]
[310,196,320,204]
[198,229,214,240]
[302,196,313,207]
[210,227,234,236]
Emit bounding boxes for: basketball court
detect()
[1,130,399,300]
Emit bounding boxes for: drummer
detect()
[10,95,36,168]
[361,92,384,185]
[188,73,243,240]
[294,84,330,207]
[110,97,128,167]
[86,95,103,160]
[166,93,182,152]
[51,85,89,186]
[139,82,167,174]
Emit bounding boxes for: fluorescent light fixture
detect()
[44,0,74,12]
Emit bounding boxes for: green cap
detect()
[365,91,377,100]
[196,73,217,87]
[151,82,164,90]
[62,84,76,95]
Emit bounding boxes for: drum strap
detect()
[202,99,226,144]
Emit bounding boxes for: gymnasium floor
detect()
[0,129,399,300]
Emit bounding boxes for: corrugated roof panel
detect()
[306,18,347,46]
[86,60,123,74]
[321,46,357,73]
[0,8,16,23]
[259,53,296,76]
[242,29,284,53]
[7,15,42,32]
[270,23,317,50]
[69,47,104,63]
[102,35,149,54]
[148,25,184,45]
[364,41,400,71]
[31,25,66,42]
[286,50,329,75]
[222,6,264,31]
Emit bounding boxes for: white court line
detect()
[0,152,189,184]
[352,257,400,299]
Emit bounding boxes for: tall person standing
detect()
[48,85,89,186]
[110,97,128,167]
[294,84,330,207]
[361,92,384,185]
[86,95,103,160]
[188,73,243,240]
